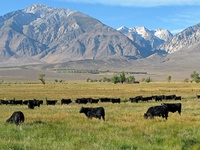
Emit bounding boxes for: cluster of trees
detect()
[37,71,200,85]
[87,72,141,84]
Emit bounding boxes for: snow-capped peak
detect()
[23,4,54,14]
[117,26,129,34]
[23,4,75,18]
[154,29,173,41]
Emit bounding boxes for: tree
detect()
[167,75,171,82]
[126,76,135,83]
[111,75,120,84]
[190,71,200,83]
[39,74,45,85]
[119,71,126,84]
[145,77,152,83]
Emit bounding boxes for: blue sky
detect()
[1,0,200,34]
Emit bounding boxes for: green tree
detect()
[145,77,152,83]
[39,74,45,85]
[111,75,120,84]
[119,71,126,84]
[167,75,171,82]
[126,76,135,83]
[190,71,200,83]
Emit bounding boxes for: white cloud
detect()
[58,0,200,7]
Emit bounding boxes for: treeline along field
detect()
[0,82,200,149]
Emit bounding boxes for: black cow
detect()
[162,103,182,115]
[164,95,176,100]
[111,98,120,104]
[100,98,111,102]
[141,96,152,102]
[6,111,25,126]
[61,99,72,105]
[0,100,9,105]
[129,96,142,103]
[27,99,40,109]
[175,96,182,100]
[144,105,168,120]
[79,107,105,121]
[152,95,164,101]
[75,98,88,104]
[88,98,99,104]
[46,100,57,105]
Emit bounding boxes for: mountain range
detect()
[0,4,200,81]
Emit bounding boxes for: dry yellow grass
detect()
[0,81,200,149]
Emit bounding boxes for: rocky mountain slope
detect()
[0,4,144,66]
[158,23,200,53]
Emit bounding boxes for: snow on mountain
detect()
[154,29,173,42]
[117,26,173,50]
[117,26,173,56]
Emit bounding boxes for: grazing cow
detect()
[152,95,164,101]
[175,96,182,100]
[27,99,40,109]
[162,103,182,115]
[111,98,120,104]
[164,95,176,100]
[88,98,99,104]
[196,94,200,99]
[144,105,168,120]
[0,100,9,105]
[75,98,88,104]
[129,97,139,103]
[46,100,57,105]
[9,99,16,105]
[61,99,72,105]
[141,96,152,102]
[79,107,105,121]
[6,111,25,126]
[100,98,111,103]
[129,96,142,103]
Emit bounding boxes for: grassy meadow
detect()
[0,81,200,150]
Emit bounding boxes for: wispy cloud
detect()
[160,7,200,34]
[58,0,200,7]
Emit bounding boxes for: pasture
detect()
[0,82,200,150]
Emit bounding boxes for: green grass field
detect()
[0,82,200,150]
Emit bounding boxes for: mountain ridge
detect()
[0,4,200,81]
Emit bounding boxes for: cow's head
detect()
[79,107,85,113]
[143,113,148,119]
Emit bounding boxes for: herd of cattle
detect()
[3,93,199,125]
[0,94,183,107]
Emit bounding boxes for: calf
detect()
[144,105,168,120]
[80,107,105,121]
[6,111,25,126]
[162,103,182,115]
